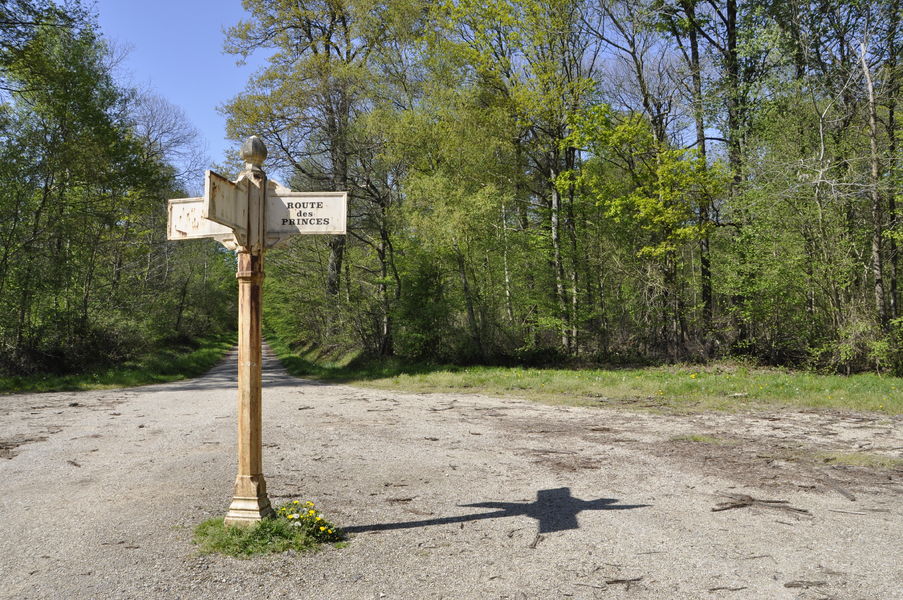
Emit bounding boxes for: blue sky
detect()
[93,0,268,166]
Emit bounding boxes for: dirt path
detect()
[1,349,901,599]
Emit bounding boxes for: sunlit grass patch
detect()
[816,451,903,469]
[194,518,318,557]
[270,339,902,415]
[194,500,345,557]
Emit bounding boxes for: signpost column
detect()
[166,135,347,527]
[224,137,273,526]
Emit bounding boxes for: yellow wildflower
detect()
[316,516,322,521]
[293,500,299,504]
[319,526,326,531]
[309,510,315,516]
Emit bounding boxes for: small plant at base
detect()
[275,499,344,543]
[193,500,345,557]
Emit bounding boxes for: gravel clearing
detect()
[1,348,901,599]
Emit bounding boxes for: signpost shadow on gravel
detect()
[344,487,649,535]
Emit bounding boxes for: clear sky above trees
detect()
[93,0,268,164]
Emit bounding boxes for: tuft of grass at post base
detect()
[269,338,902,415]
[0,333,236,394]
[193,500,346,557]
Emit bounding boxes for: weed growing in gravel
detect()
[816,451,903,469]
[193,500,345,557]
[670,433,732,444]
[275,500,344,543]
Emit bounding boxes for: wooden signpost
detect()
[167,136,347,526]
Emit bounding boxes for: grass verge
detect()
[269,338,902,415]
[815,451,903,469]
[0,333,236,394]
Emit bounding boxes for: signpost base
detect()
[224,475,274,526]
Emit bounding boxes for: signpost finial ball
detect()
[241,136,267,169]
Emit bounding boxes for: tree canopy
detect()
[223,0,902,374]
[0,1,235,374]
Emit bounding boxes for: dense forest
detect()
[2,0,901,377]
[0,1,236,375]
[224,0,902,374]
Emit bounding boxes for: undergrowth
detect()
[0,333,236,394]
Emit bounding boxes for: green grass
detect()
[193,500,346,557]
[194,518,321,557]
[755,447,903,470]
[0,333,236,394]
[815,451,903,469]
[270,338,902,414]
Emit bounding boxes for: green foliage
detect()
[566,108,727,258]
[0,333,235,393]
[393,253,456,361]
[810,317,903,377]
[193,500,345,557]
[0,3,236,376]
[225,0,902,374]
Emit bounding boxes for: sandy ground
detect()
[1,348,901,600]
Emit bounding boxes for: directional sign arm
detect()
[167,197,235,242]
[265,189,347,248]
[203,170,249,246]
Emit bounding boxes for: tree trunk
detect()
[549,163,568,351]
[725,0,742,195]
[325,236,345,296]
[377,203,397,356]
[455,245,483,358]
[886,0,900,319]
[501,204,515,324]
[565,146,579,355]
[174,271,192,333]
[860,43,887,326]
[684,0,713,343]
